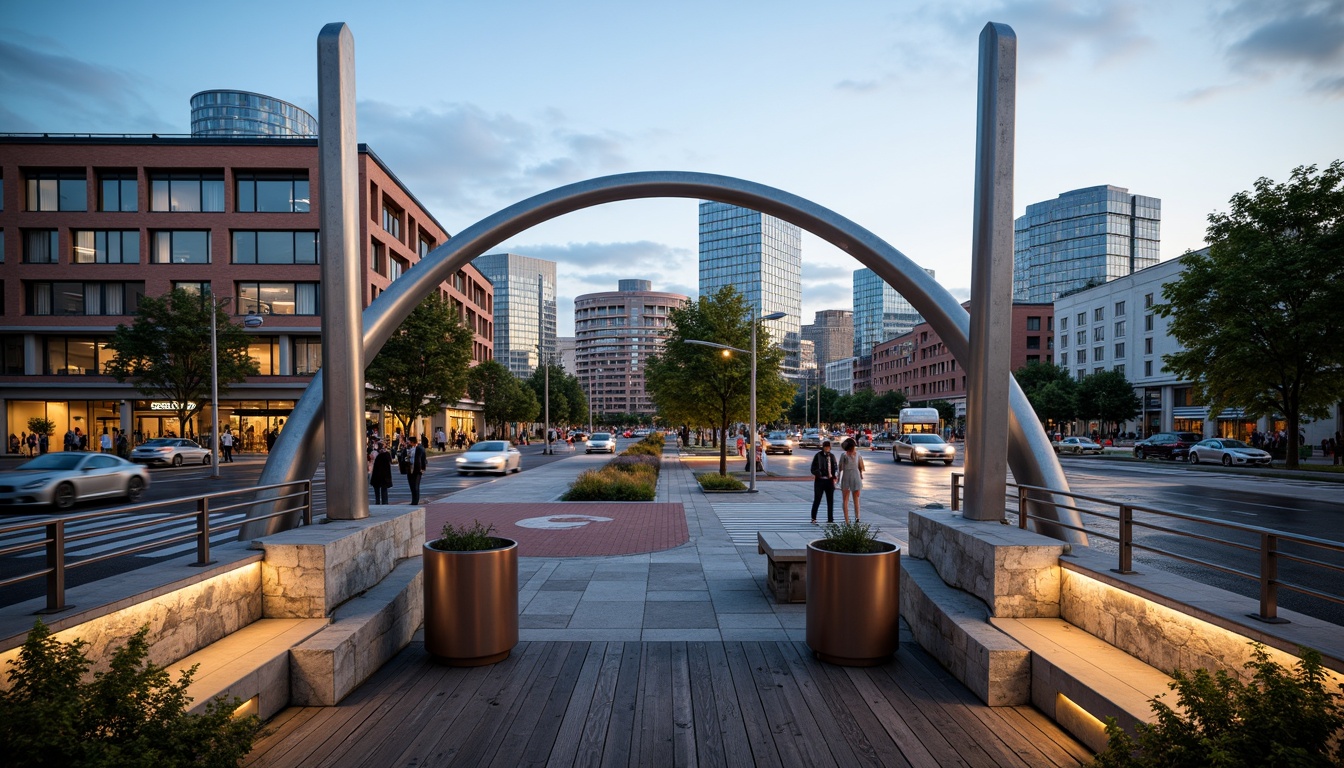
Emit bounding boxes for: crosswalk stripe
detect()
[710,502,822,546]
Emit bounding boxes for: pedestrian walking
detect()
[838,437,866,523]
[809,440,838,524]
[404,435,427,505]
[220,428,235,462]
[370,440,393,505]
[100,430,112,453]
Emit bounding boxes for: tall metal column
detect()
[317,23,368,520]
[963,22,1016,521]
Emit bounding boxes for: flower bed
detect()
[561,434,663,501]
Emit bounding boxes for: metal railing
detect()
[0,481,312,613]
[950,473,1344,623]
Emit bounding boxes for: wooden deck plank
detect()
[573,641,625,768]
[243,706,322,766]
[301,647,428,768]
[338,651,462,768]
[1010,704,1094,766]
[515,642,592,768]
[598,641,643,768]
[668,642,698,768]
[481,641,581,768]
[864,661,1001,768]
[782,642,911,768]
[424,639,550,766]
[843,661,954,767]
[745,641,843,767]
[686,641,730,768]
[722,641,785,768]
[636,641,676,768]
[546,642,612,768]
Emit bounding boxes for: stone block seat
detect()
[177,618,328,720]
[757,531,813,603]
[992,617,1174,754]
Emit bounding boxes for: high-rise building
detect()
[852,268,932,359]
[473,253,557,379]
[1013,185,1160,303]
[573,279,688,419]
[190,90,318,138]
[801,309,853,372]
[698,202,802,379]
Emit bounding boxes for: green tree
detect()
[526,363,587,427]
[645,286,793,475]
[870,390,908,426]
[1015,361,1078,431]
[1158,162,1344,468]
[105,289,259,433]
[789,384,840,427]
[366,293,474,435]
[26,418,55,439]
[467,360,539,440]
[1077,370,1142,437]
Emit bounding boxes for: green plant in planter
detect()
[0,620,263,767]
[697,473,746,491]
[430,520,507,551]
[815,520,885,553]
[1092,642,1344,768]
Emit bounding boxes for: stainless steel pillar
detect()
[963,22,1016,521]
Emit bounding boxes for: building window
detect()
[150,173,224,212]
[173,281,212,297]
[1077,369,1086,381]
[381,202,402,239]
[73,231,139,264]
[1094,307,1104,322]
[237,282,319,315]
[1115,364,1125,377]
[1075,331,1085,346]
[1076,312,1086,326]
[1060,316,1068,331]
[1060,351,1068,366]
[1093,326,1105,342]
[232,231,318,264]
[1114,320,1126,337]
[388,257,403,281]
[1115,342,1125,358]
[23,230,59,263]
[292,337,322,375]
[1144,293,1154,308]
[1115,300,1126,317]
[1026,336,1041,350]
[371,242,385,275]
[248,336,280,375]
[26,281,143,316]
[1026,355,1040,363]
[99,173,138,212]
[1145,314,1154,332]
[1144,337,1153,354]
[1026,316,1041,331]
[1,335,23,375]
[1144,360,1153,376]
[1047,316,1053,331]
[43,336,117,375]
[1093,346,1105,362]
[1077,348,1087,364]
[418,234,434,258]
[236,173,310,213]
[151,231,211,264]
[1094,367,1105,375]
[26,171,87,211]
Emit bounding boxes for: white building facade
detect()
[824,357,856,395]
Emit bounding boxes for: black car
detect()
[1133,432,1202,461]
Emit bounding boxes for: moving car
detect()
[586,432,617,454]
[130,437,213,466]
[798,429,827,449]
[632,429,650,438]
[870,431,899,451]
[1133,432,1202,461]
[0,452,151,511]
[1053,437,1103,455]
[455,440,522,475]
[893,433,956,465]
[569,430,589,442]
[763,431,794,455]
[1188,438,1272,467]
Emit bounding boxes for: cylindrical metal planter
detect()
[423,538,519,666]
[805,541,900,666]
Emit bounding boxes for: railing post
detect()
[1115,505,1134,574]
[43,519,67,613]
[303,481,313,526]
[1017,487,1028,528]
[194,496,213,566]
[951,473,962,511]
[1257,532,1286,623]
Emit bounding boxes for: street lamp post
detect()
[209,299,263,478]
[686,309,786,492]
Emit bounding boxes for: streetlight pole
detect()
[210,298,261,479]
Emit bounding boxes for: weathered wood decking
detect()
[244,640,1090,767]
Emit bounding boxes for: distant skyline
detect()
[3,1,1341,336]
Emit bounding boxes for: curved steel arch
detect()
[243,171,1083,542]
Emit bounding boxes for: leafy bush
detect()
[430,520,508,551]
[0,620,263,768]
[622,441,662,458]
[609,453,660,474]
[1093,643,1344,768]
[562,468,656,501]
[697,473,746,491]
[814,520,887,553]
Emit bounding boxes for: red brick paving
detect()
[422,502,690,557]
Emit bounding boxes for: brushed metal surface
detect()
[806,542,900,666]
[422,539,519,666]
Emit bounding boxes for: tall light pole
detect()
[686,309,786,492]
[209,298,262,479]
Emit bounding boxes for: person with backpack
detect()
[402,435,428,505]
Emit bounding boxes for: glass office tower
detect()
[852,268,931,359]
[1013,185,1161,303]
[473,253,558,378]
[698,202,803,379]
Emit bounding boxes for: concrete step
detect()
[992,617,1174,754]
[175,617,329,720]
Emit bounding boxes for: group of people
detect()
[809,437,866,525]
[366,430,429,505]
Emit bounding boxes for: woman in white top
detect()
[838,437,866,522]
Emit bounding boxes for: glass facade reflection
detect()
[1013,185,1160,303]
[697,202,802,379]
[190,90,318,137]
[852,267,931,359]
[473,253,557,378]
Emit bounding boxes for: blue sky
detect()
[3,0,1341,335]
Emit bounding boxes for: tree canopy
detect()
[1157,161,1344,467]
[1076,369,1142,436]
[466,360,539,440]
[645,286,794,475]
[105,288,258,431]
[525,363,588,427]
[1014,361,1078,430]
[365,293,475,434]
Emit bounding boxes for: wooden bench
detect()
[757,531,815,603]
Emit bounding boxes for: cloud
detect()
[1217,0,1344,94]
[0,37,168,132]
[926,0,1151,66]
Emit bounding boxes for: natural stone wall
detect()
[257,505,424,618]
[908,509,1065,617]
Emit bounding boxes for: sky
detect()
[2,1,1341,336]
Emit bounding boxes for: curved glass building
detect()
[190,90,318,137]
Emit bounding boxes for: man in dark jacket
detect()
[405,435,428,505]
[809,440,838,524]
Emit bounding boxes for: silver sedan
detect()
[1188,439,1272,467]
[893,433,957,465]
[455,440,522,476]
[130,437,212,467]
[0,452,151,511]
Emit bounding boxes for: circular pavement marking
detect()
[515,514,614,530]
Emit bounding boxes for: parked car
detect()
[763,431,794,455]
[1188,438,1272,467]
[632,429,650,438]
[1133,432,1202,461]
[130,437,213,467]
[798,429,827,449]
[869,431,899,451]
[0,452,151,511]
[893,433,956,465]
[1053,437,1103,455]
[586,432,617,454]
[455,440,522,475]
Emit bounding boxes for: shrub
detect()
[562,467,656,501]
[622,441,662,458]
[814,520,886,553]
[0,620,263,768]
[1092,643,1344,768]
[697,473,746,491]
[609,453,660,474]
[430,520,508,551]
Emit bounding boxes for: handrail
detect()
[950,473,1344,623]
[0,481,313,613]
